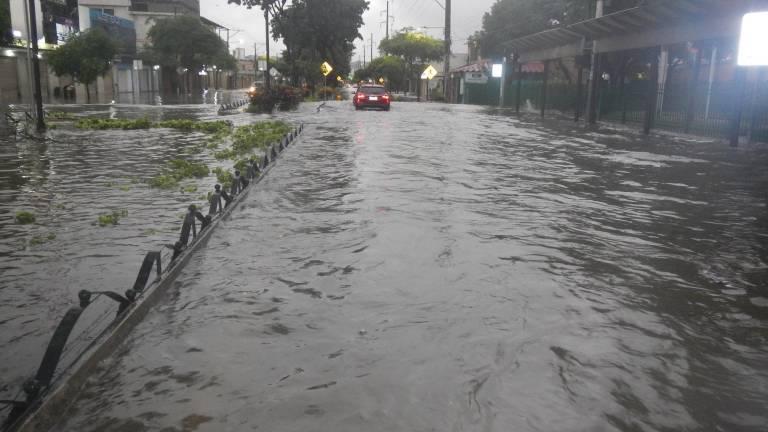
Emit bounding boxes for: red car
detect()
[354,85,391,111]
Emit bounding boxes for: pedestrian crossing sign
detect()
[421,65,438,80]
[321,62,333,76]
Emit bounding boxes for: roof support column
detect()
[515,63,523,114]
[684,44,702,134]
[540,60,549,118]
[575,61,584,122]
[586,52,601,124]
[643,46,661,135]
[729,67,747,147]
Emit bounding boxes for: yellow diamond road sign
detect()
[320,61,333,76]
[421,65,438,80]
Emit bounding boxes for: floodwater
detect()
[4,99,768,431]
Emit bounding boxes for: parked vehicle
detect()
[353,85,391,111]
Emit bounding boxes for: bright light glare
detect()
[4,49,15,57]
[12,30,22,38]
[491,63,503,78]
[738,11,768,66]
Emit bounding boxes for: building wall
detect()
[9,0,43,42]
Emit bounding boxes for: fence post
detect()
[729,67,747,147]
[540,60,549,118]
[620,55,628,124]
[644,46,660,135]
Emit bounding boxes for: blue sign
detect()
[89,9,136,55]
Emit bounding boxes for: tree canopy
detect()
[477,0,641,57]
[143,15,236,72]
[379,29,443,87]
[270,0,368,84]
[353,55,407,90]
[47,27,116,98]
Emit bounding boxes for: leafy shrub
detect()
[15,211,36,224]
[98,209,128,226]
[212,167,233,188]
[247,87,277,113]
[149,159,209,189]
[75,118,152,130]
[276,85,303,111]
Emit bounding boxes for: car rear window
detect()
[359,86,385,95]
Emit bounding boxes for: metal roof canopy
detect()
[501,0,758,61]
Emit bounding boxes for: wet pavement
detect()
[3,99,768,431]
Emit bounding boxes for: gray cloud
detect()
[200,0,495,63]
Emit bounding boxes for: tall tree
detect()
[477,0,641,58]
[270,0,368,85]
[144,15,235,72]
[379,29,443,92]
[143,15,235,92]
[353,55,407,90]
[47,28,117,100]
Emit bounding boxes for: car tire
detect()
[384,106,390,111]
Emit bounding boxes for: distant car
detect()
[354,85,390,111]
[247,82,260,98]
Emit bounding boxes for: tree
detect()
[379,30,443,92]
[270,0,369,86]
[353,56,406,90]
[143,15,236,92]
[47,28,117,101]
[1,0,12,46]
[477,0,641,58]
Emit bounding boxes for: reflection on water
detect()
[3,101,768,432]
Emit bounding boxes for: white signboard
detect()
[464,72,488,84]
[738,11,768,66]
[491,63,503,78]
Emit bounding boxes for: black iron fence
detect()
[502,77,768,143]
[0,123,305,432]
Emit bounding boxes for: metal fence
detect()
[500,77,768,143]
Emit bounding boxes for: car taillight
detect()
[356,94,366,99]
[382,94,390,100]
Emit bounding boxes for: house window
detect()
[102,8,114,15]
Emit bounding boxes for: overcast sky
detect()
[200,0,494,61]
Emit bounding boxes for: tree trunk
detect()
[85,83,91,102]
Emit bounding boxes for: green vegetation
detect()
[212,167,234,189]
[155,119,232,134]
[380,30,443,91]
[98,209,128,226]
[30,233,56,245]
[231,121,291,157]
[46,111,76,121]
[15,211,36,224]
[75,117,152,130]
[75,118,233,134]
[181,185,198,193]
[142,15,236,95]
[46,28,117,101]
[149,159,209,189]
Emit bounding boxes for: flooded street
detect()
[3,100,768,431]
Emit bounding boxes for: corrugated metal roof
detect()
[501,0,746,55]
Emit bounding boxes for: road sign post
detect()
[320,61,333,102]
[421,65,438,102]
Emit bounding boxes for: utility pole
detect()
[443,0,451,103]
[386,0,390,40]
[363,44,366,67]
[371,33,374,61]
[264,9,270,90]
[27,0,45,132]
